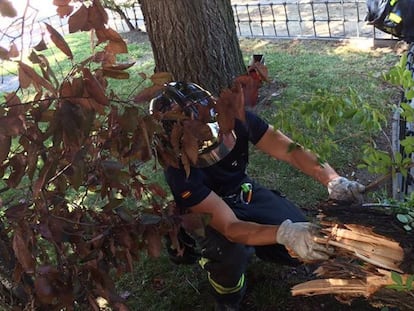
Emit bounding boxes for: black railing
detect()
[105,2,392,40]
[0,1,394,56]
[231,1,392,40]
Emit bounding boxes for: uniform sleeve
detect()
[245,110,269,144]
[164,166,211,210]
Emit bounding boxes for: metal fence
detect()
[0,1,393,56]
[231,1,391,39]
[105,1,392,41]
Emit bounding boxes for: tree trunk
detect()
[138,0,246,95]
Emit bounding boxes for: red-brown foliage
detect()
[0,1,267,309]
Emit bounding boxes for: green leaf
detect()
[406,88,414,100]
[403,224,412,231]
[391,271,404,286]
[396,213,410,224]
[406,275,414,291]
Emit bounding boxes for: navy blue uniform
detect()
[165,110,267,207]
[164,110,306,305]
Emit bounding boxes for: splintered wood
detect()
[317,223,404,272]
[291,203,414,308]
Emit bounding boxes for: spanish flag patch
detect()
[181,190,192,199]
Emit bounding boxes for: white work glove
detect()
[276,219,333,261]
[327,176,365,203]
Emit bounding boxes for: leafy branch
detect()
[388,271,414,294]
[273,87,387,164]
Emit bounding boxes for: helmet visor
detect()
[196,122,237,168]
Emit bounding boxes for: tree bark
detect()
[138,0,246,95]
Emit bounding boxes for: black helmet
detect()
[149,82,236,168]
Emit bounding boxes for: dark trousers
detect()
[196,180,307,305]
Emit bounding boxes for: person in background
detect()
[149,81,365,311]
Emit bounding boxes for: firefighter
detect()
[149,82,365,311]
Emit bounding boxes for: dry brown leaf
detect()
[96,28,128,54]
[7,154,27,188]
[134,84,165,104]
[56,4,73,18]
[104,62,135,71]
[0,46,8,60]
[29,50,42,64]
[125,249,134,273]
[171,122,183,155]
[184,119,213,141]
[12,228,35,274]
[34,276,56,304]
[0,134,11,163]
[72,77,85,96]
[7,42,19,58]
[53,0,70,5]
[216,89,237,133]
[88,0,108,30]
[182,130,199,165]
[82,68,109,112]
[45,23,73,59]
[124,119,152,161]
[33,158,54,197]
[96,27,123,42]
[18,62,32,89]
[231,77,250,113]
[0,0,17,17]
[181,152,191,177]
[5,92,26,116]
[60,101,83,152]
[253,62,269,82]
[0,115,26,136]
[95,28,109,44]
[102,68,129,79]
[144,227,162,258]
[4,202,30,221]
[106,39,128,55]
[18,61,56,94]
[238,75,261,108]
[150,72,173,85]
[68,4,89,33]
[59,79,73,98]
[33,38,48,51]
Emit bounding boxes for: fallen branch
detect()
[291,201,414,310]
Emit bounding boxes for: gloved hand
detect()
[327,176,365,203]
[276,219,332,261]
